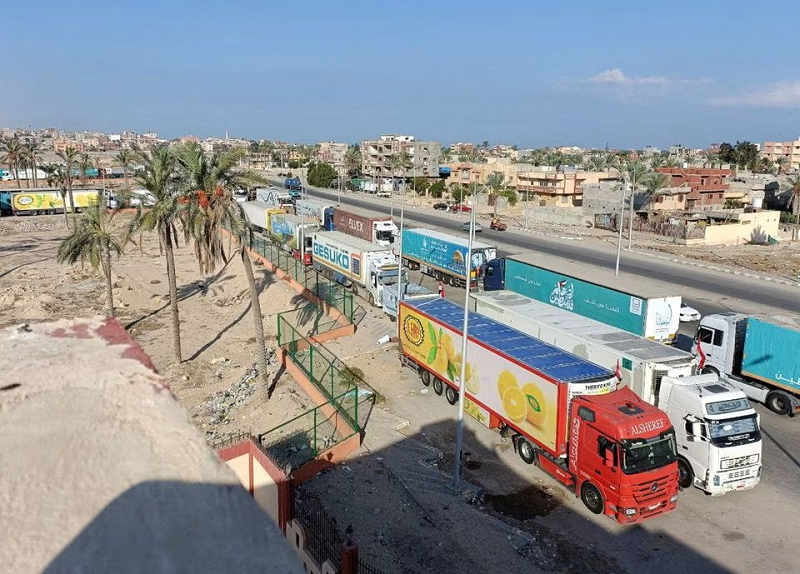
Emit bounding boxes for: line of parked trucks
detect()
[241,192,800,525]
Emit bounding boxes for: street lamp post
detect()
[627,164,636,250]
[615,179,629,276]
[452,201,476,490]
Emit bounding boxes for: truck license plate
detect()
[648,503,660,511]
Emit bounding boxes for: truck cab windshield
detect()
[707,415,760,447]
[378,270,407,285]
[376,230,394,243]
[620,430,677,475]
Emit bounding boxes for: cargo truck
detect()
[484,253,682,344]
[398,297,680,523]
[471,290,761,495]
[284,177,302,191]
[693,313,800,416]
[658,374,762,494]
[269,213,318,265]
[295,199,335,226]
[0,189,103,215]
[311,231,404,307]
[401,228,497,288]
[255,187,293,207]
[332,206,398,246]
[380,282,436,321]
[241,201,286,234]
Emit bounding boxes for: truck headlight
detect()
[670,494,679,503]
[713,475,721,486]
[623,508,636,516]
[747,454,760,464]
[720,458,733,469]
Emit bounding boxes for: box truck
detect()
[269,213,318,265]
[241,201,286,234]
[658,374,761,494]
[295,199,335,226]
[401,228,497,288]
[332,206,398,246]
[471,290,761,495]
[484,253,682,344]
[398,297,680,523]
[0,189,104,215]
[255,187,293,207]
[311,231,404,307]
[693,313,800,416]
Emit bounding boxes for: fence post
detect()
[277,314,282,346]
[341,539,358,574]
[313,407,318,456]
[354,387,359,432]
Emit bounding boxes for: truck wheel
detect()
[766,391,792,416]
[581,483,604,515]
[420,370,431,387]
[432,378,444,396]
[678,458,694,489]
[445,385,458,405]
[701,366,719,376]
[517,438,537,465]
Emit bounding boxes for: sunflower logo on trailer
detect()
[402,314,425,347]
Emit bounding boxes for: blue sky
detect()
[3,1,799,148]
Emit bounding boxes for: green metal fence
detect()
[248,232,358,323]
[258,388,360,470]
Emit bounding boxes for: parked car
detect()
[433,202,449,211]
[460,221,483,233]
[679,303,701,322]
[451,204,472,212]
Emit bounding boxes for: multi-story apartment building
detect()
[317,142,348,168]
[516,169,616,207]
[762,137,800,172]
[361,135,441,180]
[655,167,733,210]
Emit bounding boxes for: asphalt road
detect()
[296,184,799,315]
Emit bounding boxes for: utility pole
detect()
[628,164,635,250]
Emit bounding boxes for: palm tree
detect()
[128,147,184,363]
[56,147,79,219]
[78,152,93,186]
[775,155,789,175]
[57,199,125,317]
[24,142,41,187]
[42,163,71,228]
[343,145,362,177]
[174,142,271,381]
[115,148,135,189]
[639,172,670,209]
[586,154,607,171]
[485,172,518,216]
[649,154,666,169]
[1,137,24,188]
[787,176,800,222]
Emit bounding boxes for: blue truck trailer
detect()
[694,313,800,416]
[484,253,682,344]
[401,228,497,288]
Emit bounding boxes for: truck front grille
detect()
[633,477,671,504]
[725,456,751,470]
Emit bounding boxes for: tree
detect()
[343,145,362,176]
[718,142,736,165]
[173,141,271,382]
[78,152,93,185]
[480,140,490,150]
[428,180,445,198]
[749,156,770,175]
[733,141,759,171]
[57,199,125,317]
[42,163,71,228]
[56,147,80,220]
[306,161,337,188]
[1,137,24,188]
[649,154,666,169]
[412,177,430,196]
[24,142,41,187]
[639,172,670,209]
[128,147,184,363]
[115,149,135,190]
[386,151,412,194]
[288,160,300,169]
[440,147,451,164]
[775,155,789,175]
[787,176,800,222]
[485,172,518,216]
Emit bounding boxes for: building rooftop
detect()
[0,317,303,574]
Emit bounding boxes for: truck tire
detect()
[766,391,792,416]
[432,378,444,396]
[677,458,694,489]
[445,385,458,405]
[420,370,431,386]
[517,438,537,465]
[581,483,604,515]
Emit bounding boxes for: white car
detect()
[679,303,701,322]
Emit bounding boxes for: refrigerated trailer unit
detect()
[401,228,497,288]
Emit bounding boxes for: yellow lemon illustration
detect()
[433,349,449,375]
[502,386,527,423]
[453,354,480,394]
[522,383,548,426]
[439,334,456,362]
[497,370,518,398]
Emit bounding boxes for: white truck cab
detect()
[658,374,761,495]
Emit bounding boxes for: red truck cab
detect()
[565,387,679,523]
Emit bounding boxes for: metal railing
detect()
[258,388,359,471]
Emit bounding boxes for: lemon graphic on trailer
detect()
[502,386,527,423]
[497,370,518,398]
[440,334,456,362]
[522,383,547,426]
[453,353,480,393]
